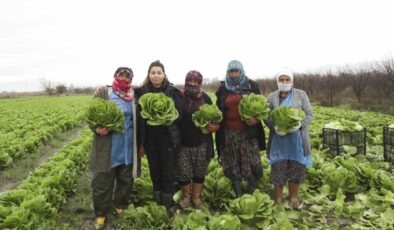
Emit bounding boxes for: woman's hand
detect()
[246,117,259,126]
[96,127,109,136]
[207,123,220,133]
[138,144,145,157]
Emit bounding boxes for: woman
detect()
[135,60,183,209]
[215,60,266,197]
[90,67,138,230]
[177,70,217,209]
[264,68,313,209]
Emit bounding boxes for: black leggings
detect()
[145,126,176,194]
[91,164,134,217]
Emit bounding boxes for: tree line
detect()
[201,58,394,115]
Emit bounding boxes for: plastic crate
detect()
[322,128,366,156]
[383,126,394,162]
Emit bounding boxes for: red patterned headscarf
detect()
[183,70,204,113]
[112,67,134,101]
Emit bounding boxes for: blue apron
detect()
[109,91,133,168]
[269,91,312,167]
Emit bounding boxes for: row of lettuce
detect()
[117,105,394,229]
[0,96,92,169]
[0,129,92,229]
[1,94,393,229]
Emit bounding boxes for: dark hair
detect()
[114,67,133,78]
[142,60,168,86]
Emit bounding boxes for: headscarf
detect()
[225,60,248,94]
[275,68,294,82]
[183,70,204,113]
[275,68,294,92]
[112,67,134,101]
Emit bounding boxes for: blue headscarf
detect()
[225,60,248,94]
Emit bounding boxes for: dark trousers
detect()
[92,164,134,217]
[145,127,176,194]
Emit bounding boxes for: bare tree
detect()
[341,67,370,103]
[39,78,55,95]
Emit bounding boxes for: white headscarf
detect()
[276,68,294,92]
[276,68,294,82]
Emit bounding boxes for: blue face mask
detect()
[186,85,200,94]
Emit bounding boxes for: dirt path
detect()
[0,126,85,193]
[57,169,122,230]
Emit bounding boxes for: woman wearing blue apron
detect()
[90,67,139,230]
[264,68,313,209]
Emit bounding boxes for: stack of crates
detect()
[383,126,394,162]
[322,127,367,157]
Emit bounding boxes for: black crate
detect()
[383,126,394,162]
[322,128,366,156]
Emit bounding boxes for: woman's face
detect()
[229,69,240,78]
[117,73,132,82]
[278,75,292,84]
[149,66,165,88]
[187,78,199,87]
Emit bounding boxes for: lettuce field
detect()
[0,95,393,229]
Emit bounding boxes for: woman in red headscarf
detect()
[177,70,217,209]
[89,67,139,230]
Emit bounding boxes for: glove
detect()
[289,122,302,133]
[274,126,287,136]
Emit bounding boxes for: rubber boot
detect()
[179,184,191,209]
[161,193,174,209]
[247,178,258,194]
[232,179,243,198]
[191,183,204,209]
[153,190,162,205]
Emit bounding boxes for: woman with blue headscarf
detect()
[215,60,266,197]
[264,68,313,209]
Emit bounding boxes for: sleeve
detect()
[172,88,184,122]
[301,91,313,128]
[263,93,275,131]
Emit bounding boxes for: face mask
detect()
[277,83,292,92]
[186,85,200,94]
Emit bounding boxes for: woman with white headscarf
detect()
[264,68,313,209]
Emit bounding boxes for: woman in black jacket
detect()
[134,60,183,209]
[177,70,217,209]
[215,60,266,197]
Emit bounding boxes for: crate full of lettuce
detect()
[323,119,366,156]
[85,99,125,132]
[383,124,394,162]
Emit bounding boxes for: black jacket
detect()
[135,81,183,149]
[215,79,266,156]
[179,92,215,159]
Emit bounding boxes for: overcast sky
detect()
[1,0,393,92]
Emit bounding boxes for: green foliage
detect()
[139,93,179,126]
[85,98,124,132]
[238,93,270,121]
[192,104,222,133]
[116,202,169,230]
[269,106,305,133]
[208,214,241,230]
[229,190,274,229]
[325,119,363,132]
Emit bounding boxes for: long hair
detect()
[142,60,168,87]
